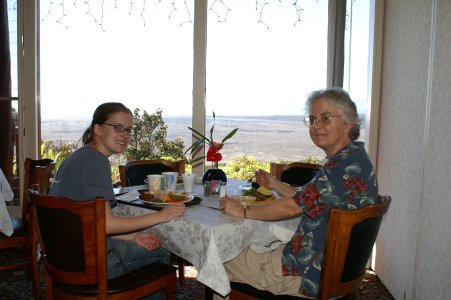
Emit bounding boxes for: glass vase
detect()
[202,166,227,194]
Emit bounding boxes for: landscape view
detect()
[41,115,332,164]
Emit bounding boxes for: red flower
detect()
[324,159,338,168]
[299,183,327,217]
[343,176,367,203]
[185,112,238,165]
[291,235,304,255]
[301,184,320,208]
[206,142,223,162]
[308,202,327,217]
[356,177,367,192]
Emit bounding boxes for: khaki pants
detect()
[213,245,303,299]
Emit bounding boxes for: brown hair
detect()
[81,102,132,145]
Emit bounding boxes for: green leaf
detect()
[189,156,205,164]
[209,124,215,142]
[221,128,238,143]
[187,127,212,144]
[184,139,204,155]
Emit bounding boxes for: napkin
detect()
[115,190,139,202]
[0,169,14,236]
[250,224,295,254]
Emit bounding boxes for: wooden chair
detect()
[229,195,392,300]
[118,159,186,188]
[0,158,55,299]
[28,191,178,300]
[270,162,322,187]
[118,159,189,284]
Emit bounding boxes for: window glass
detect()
[1,0,19,204]
[8,0,18,98]
[38,0,373,168]
[39,1,193,146]
[343,0,370,141]
[206,0,327,162]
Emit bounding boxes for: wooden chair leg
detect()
[30,257,41,299]
[177,256,185,285]
[165,284,177,300]
[28,213,42,299]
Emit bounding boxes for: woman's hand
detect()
[158,202,186,222]
[256,169,276,190]
[256,169,297,197]
[220,196,245,218]
[132,232,162,251]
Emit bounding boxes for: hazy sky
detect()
[39,0,369,119]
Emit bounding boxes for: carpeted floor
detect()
[0,261,394,300]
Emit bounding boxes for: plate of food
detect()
[240,187,276,204]
[142,191,194,206]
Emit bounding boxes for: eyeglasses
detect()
[303,114,342,128]
[102,123,133,133]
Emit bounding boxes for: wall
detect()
[375,0,451,299]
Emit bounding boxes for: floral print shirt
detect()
[281,141,378,298]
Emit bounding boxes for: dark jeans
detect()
[107,238,171,300]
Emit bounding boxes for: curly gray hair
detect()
[305,87,361,141]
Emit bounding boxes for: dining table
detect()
[113,178,299,296]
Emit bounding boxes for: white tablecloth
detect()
[0,169,15,236]
[114,178,299,296]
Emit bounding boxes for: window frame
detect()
[16,0,384,196]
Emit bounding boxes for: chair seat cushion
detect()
[0,217,27,239]
[54,262,177,295]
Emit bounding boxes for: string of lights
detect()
[38,0,308,31]
[210,0,230,23]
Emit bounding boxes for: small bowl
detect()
[138,190,155,201]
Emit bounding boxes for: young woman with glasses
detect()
[50,102,185,299]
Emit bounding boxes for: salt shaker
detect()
[204,181,212,197]
[219,182,227,197]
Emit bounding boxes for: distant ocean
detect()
[42,115,365,163]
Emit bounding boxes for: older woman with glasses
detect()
[218,87,378,298]
[50,102,185,299]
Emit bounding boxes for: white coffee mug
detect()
[162,172,178,192]
[148,174,164,192]
[182,173,197,193]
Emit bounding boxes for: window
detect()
[206,0,327,162]
[39,1,194,147]
[0,0,20,206]
[343,0,371,142]
[38,0,331,166]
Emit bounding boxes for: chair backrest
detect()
[318,195,391,299]
[29,192,108,290]
[119,159,186,187]
[270,162,321,187]
[22,158,55,219]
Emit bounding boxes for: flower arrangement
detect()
[185,112,238,169]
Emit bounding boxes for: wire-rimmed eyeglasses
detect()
[303,114,342,128]
[102,123,133,133]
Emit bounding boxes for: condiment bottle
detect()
[204,181,212,197]
[219,182,227,197]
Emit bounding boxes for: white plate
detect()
[239,184,253,191]
[143,194,195,206]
